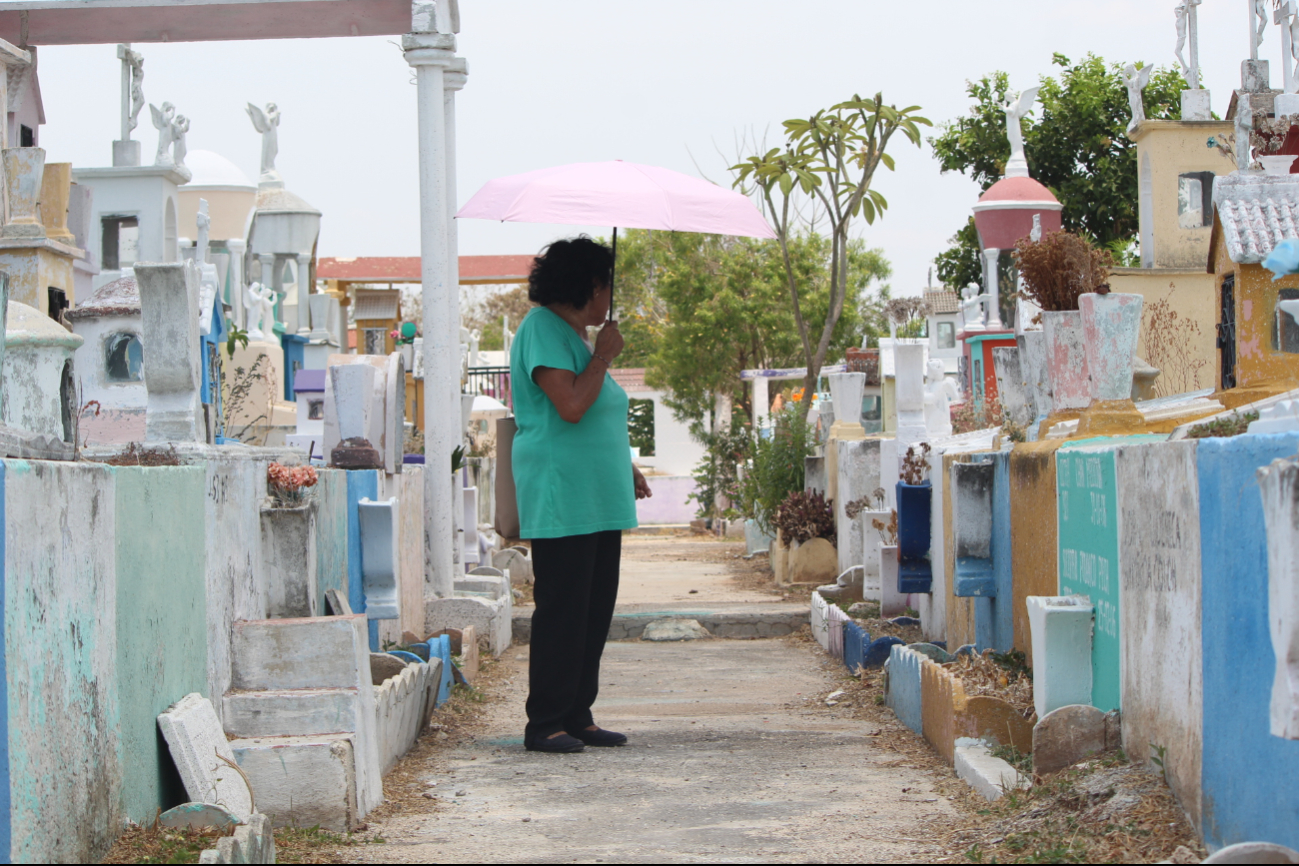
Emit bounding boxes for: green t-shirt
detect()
[510,306,638,539]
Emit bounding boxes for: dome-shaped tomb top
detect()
[185,149,257,191]
[7,300,84,350]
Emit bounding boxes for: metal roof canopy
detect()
[0,0,411,45]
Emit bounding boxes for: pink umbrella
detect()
[456,160,776,318]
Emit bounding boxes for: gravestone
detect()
[895,344,927,451]
[135,261,203,443]
[157,693,254,819]
[1055,448,1120,711]
[991,347,1034,428]
[461,624,480,679]
[329,364,382,468]
[357,497,399,619]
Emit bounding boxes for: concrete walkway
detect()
[357,639,958,863]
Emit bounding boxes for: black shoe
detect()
[525,732,585,753]
[573,727,628,747]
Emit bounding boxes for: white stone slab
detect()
[954,738,1030,801]
[231,735,358,831]
[222,689,362,739]
[357,497,399,620]
[1026,595,1094,719]
[425,596,511,656]
[158,693,254,819]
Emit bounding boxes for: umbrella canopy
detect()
[455,160,775,239]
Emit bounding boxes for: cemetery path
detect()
[354,638,961,863]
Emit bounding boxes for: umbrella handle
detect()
[609,226,617,323]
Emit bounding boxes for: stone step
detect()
[231,615,371,692]
[223,689,362,739]
[231,734,359,832]
[511,608,809,643]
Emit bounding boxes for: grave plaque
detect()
[1056,446,1121,712]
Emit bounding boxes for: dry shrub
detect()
[773,490,835,546]
[1142,286,1209,397]
[1013,231,1113,312]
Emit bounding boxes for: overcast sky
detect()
[32,0,1275,296]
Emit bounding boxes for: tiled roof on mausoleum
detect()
[1213,174,1299,264]
[924,290,960,314]
[610,367,650,393]
[67,274,139,319]
[352,289,401,321]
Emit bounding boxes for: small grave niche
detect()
[105,332,143,382]
[101,215,139,271]
[1278,288,1299,354]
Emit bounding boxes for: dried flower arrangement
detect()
[900,443,931,486]
[844,486,888,520]
[1013,231,1113,312]
[268,462,319,507]
[773,489,836,547]
[871,509,899,545]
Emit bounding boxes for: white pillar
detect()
[405,29,457,598]
[983,247,1003,330]
[296,253,313,335]
[751,376,769,429]
[227,238,246,330]
[259,253,279,330]
[445,58,468,570]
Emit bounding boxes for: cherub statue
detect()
[246,102,281,184]
[1122,64,1153,136]
[1002,86,1039,177]
[923,358,959,437]
[961,281,986,331]
[244,282,277,341]
[1030,212,1043,243]
[149,102,176,166]
[171,112,189,169]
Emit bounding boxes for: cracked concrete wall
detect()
[115,466,209,823]
[4,460,120,864]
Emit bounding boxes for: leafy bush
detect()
[738,408,817,535]
[1013,230,1113,312]
[773,490,835,547]
[689,418,752,521]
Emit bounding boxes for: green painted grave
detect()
[1056,447,1121,712]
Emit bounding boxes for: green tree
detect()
[733,93,930,421]
[612,228,891,432]
[929,54,1185,286]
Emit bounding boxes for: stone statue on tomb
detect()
[1122,64,1153,136]
[924,358,958,437]
[171,112,189,169]
[1002,86,1039,178]
[244,281,277,341]
[246,102,281,185]
[961,282,986,331]
[1244,0,1271,61]
[1030,213,1043,242]
[117,44,145,135]
[149,102,177,166]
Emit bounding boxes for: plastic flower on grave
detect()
[1264,237,1299,281]
[267,462,318,506]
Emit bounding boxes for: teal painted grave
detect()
[1056,446,1120,711]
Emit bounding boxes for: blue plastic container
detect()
[896,480,933,593]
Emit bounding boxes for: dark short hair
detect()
[527,235,614,308]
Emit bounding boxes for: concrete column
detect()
[445,58,468,571]
[296,253,313,335]
[752,376,769,428]
[982,247,1002,330]
[404,30,457,598]
[227,239,246,330]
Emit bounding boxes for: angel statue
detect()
[149,102,176,166]
[170,112,190,169]
[1002,87,1039,178]
[923,359,959,438]
[246,102,282,186]
[961,281,987,331]
[1122,64,1153,136]
[244,282,277,341]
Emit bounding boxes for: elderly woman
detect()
[511,235,652,754]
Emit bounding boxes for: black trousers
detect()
[525,530,622,739]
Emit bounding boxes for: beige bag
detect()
[494,416,520,539]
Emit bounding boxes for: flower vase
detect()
[1042,310,1090,412]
